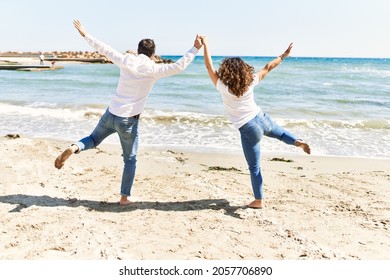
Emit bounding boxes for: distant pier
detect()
[0,64,64,71]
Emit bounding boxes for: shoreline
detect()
[1,135,389,260]
[20,133,390,161]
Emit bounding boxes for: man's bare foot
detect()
[247,199,262,209]
[54,145,78,169]
[119,200,133,206]
[294,140,311,154]
[119,195,133,206]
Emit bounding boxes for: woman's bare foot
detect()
[247,199,263,209]
[294,140,311,154]
[54,145,78,169]
[119,195,133,206]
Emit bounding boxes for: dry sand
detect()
[0,135,389,260]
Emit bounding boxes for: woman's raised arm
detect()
[201,36,218,85]
[257,43,293,81]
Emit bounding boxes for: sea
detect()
[0,56,389,159]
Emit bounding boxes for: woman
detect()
[201,37,310,209]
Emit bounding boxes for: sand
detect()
[0,135,389,260]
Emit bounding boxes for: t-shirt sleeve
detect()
[252,74,260,86]
[216,79,227,91]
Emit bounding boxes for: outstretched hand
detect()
[281,43,293,59]
[73,20,87,37]
[199,35,208,46]
[194,34,203,50]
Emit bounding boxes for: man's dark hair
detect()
[137,39,156,57]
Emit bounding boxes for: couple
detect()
[55,20,310,209]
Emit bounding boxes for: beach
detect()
[1,135,389,260]
[1,52,389,262]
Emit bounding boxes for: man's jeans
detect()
[239,112,297,199]
[74,109,139,196]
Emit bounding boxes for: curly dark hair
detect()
[217,57,255,97]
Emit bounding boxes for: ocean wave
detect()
[143,114,390,130]
[1,103,389,159]
[279,118,390,130]
[0,102,103,120]
[340,66,390,78]
[1,102,389,131]
[334,99,390,108]
[141,111,231,127]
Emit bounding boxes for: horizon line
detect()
[1,51,388,60]
[163,54,390,60]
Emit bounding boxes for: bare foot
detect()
[119,200,133,206]
[54,146,77,169]
[247,199,263,209]
[294,140,311,154]
[119,195,133,206]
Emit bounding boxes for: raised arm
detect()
[257,43,293,81]
[73,19,127,66]
[73,19,87,37]
[152,34,203,79]
[201,36,218,85]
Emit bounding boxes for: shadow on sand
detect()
[0,194,246,219]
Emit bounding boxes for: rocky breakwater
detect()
[0,50,174,64]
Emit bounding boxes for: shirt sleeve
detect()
[84,34,127,66]
[252,74,260,86]
[152,47,199,79]
[216,78,223,90]
[216,78,229,92]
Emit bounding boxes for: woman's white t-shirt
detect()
[216,74,261,129]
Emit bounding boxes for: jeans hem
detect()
[72,143,83,154]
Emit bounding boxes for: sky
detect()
[1,0,389,58]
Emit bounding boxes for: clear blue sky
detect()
[1,0,389,58]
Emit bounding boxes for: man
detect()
[39,53,44,65]
[55,20,203,205]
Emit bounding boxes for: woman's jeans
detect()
[239,112,298,199]
[74,109,139,196]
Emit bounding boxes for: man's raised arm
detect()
[73,19,127,66]
[152,35,203,79]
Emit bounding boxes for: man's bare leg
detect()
[247,199,262,209]
[54,145,79,169]
[294,140,311,154]
[119,195,132,206]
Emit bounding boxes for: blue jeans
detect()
[239,112,297,199]
[74,109,139,196]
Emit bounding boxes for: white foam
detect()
[1,103,389,159]
[0,103,101,120]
